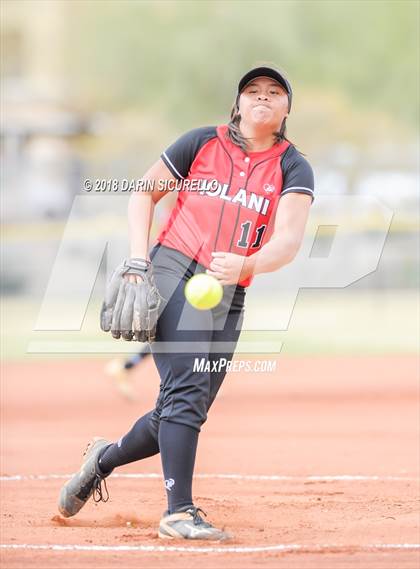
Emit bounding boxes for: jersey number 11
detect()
[237,221,267,249]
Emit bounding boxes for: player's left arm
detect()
[208,149,314,285]
[242,191,312,278]
[207,193,312,284]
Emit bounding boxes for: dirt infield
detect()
[1,356,419,568]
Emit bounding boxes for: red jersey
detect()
[158,125,314,287]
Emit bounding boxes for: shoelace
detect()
[188,507,213,528]
[92,474,109,503]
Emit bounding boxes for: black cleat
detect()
[58,437,111,517]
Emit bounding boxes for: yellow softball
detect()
[184,273,223,310]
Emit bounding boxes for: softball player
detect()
[105,346,152,400]
[58,66,314,540]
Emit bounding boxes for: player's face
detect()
[238,76,289,130]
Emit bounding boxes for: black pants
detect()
[147,244,245,435]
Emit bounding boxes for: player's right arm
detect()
[128,127,216,261]
[127,159,175,283]
[128,158,175,258]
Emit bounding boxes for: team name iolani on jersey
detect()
[198,179,271,215]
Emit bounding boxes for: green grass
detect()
[1,290,418,361]
[241,288,419,356]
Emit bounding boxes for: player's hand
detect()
[125,256,151,284]
[125,274,143,284]
[206,252,251,286]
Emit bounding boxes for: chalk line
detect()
[1,543,419,554]
[1,473,417,482]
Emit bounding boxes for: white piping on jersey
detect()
[282,186,314,195]
[162,152,185,179]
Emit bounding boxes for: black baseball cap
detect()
[237,66,292,111]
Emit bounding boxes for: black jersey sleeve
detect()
[280,146,315,202]
[161,126,217,180]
